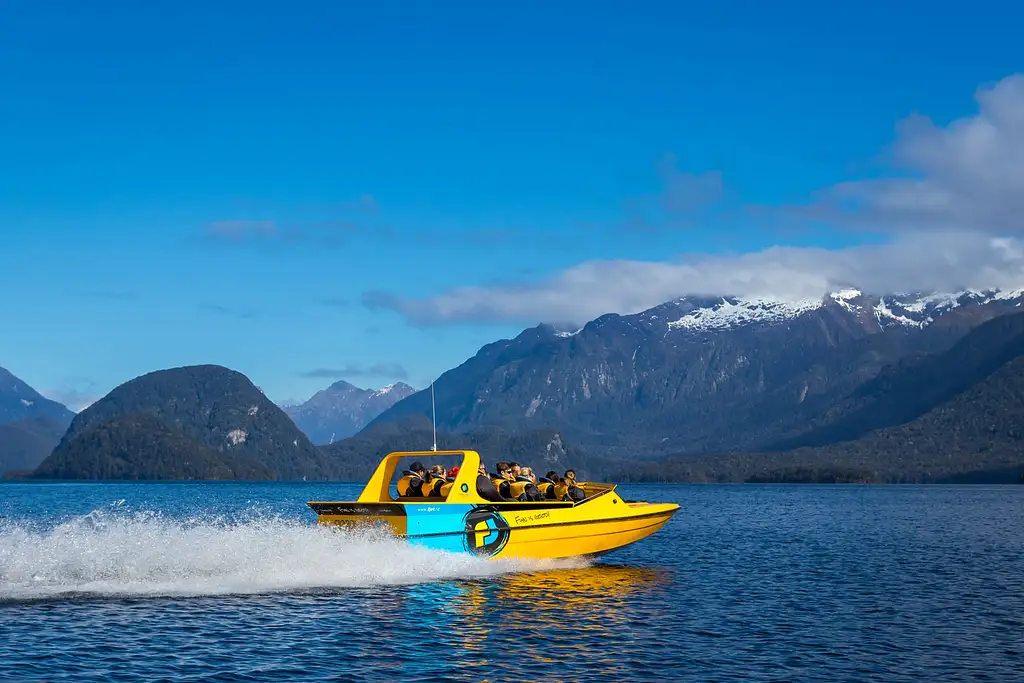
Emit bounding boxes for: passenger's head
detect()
[496,461,510,476]
[509,462,521,475]
[409,461,426,476]
[520,466,534,482]
[430,464,446,478]
[545,470,559,482]
[478,462,488,475]
[447,465,461,479]
[564,469,576,482]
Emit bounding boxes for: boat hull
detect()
[307,449,679,560]
[309,497,679,560]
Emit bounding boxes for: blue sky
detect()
[1,0,1021,409]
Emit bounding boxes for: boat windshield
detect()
[389,454,469,501]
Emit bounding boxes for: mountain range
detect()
[283,380,415,444]
[6,285,1024,483]
[367,288,1024,459]
[615,308,1024,483]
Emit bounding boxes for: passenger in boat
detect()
[396,461,429,497]
[509,467,545,502]
[476,462,512,502]
[421,466,448,497]
[557,469,586,502]
[535,471,559,499]
[430,465,450,493]
[438,466,460,497]
[490,462,514,499]
[509,462,522,477]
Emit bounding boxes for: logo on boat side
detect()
[462,507,510,557]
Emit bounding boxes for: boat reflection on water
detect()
[400,563,674,681]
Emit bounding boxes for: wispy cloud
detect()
[340,193,379,213]
[199,303,261,319]
[793,74,1024,235]
[201,195,380,246]
[205,220,280,241]
[623,153,728,231]
[201,219,355,246]
[300,363,409,380]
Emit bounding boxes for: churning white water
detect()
[0,509,584,601]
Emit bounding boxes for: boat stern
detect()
[307,501,409,535]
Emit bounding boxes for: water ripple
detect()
[1,482,1023,681]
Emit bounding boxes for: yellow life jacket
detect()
[553,482,569,500]
[397,473,421,497]
[508,480,529,499]
[561,480,585,502]
[492,475,512,498]
[423,477,446,497]
[439,480,455,497]
[511,477,545,501]
[535,481,553,498]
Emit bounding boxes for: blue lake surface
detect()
[1,482,1022,682]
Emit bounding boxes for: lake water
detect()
[1,482,1021,682]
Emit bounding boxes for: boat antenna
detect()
[430,379,437,451]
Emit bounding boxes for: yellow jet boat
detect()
[307,449,679,560]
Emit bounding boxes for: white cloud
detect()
[364,230,1024,326]
[364,74,1024,327]
[804,74,1024,233]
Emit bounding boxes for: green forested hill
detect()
[33,365,329,480]
[33,412,273,480]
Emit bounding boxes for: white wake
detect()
[0,509,579,601]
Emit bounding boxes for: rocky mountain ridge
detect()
[618,311,1024,484]
[283,380,415,444]
[367,286,1024,456]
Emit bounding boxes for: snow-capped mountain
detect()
[367,286,1024,457]
[642,288,1024,333]
[283,380,416,444]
